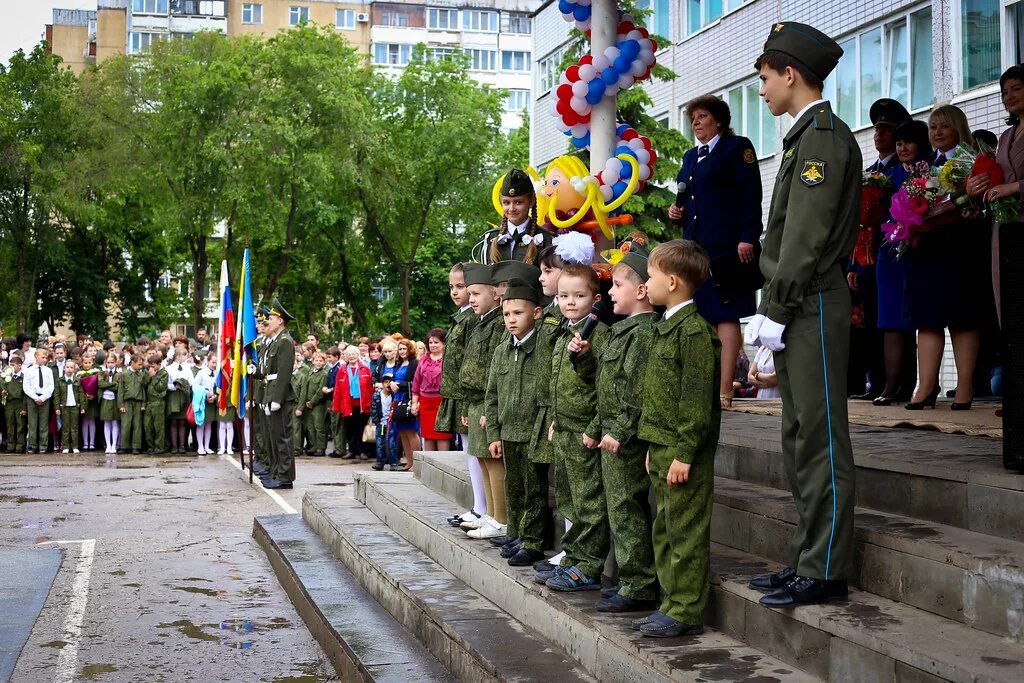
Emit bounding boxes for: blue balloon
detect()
[572,132,591,149]
[612,181,628,197]
[614,145,635,158]
[558,0,573,15]
[620,40,640,61]
[619,162,632,179]
[572,5,590,21]
[602,67,618,86]
[585,91,601,105]
[616,123,630,136]
[588,78,605,97]
[613,56,631,73]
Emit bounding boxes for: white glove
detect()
[743,314,766,346]
[759,317,787,351]
[270,401,281,413]
[263,404,270,416]
[247,363,256,375]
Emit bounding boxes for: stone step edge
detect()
[363,470,1024,683]
[343,477,822,683]
[302,494,596,683]
[252,514,453,683]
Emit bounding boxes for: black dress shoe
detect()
[759,576,848,607]
[849,391,878,401]
[748,566,796,592]
[950,401,973,411]
[262,477,293,489]
[596,594,659,613]
[507,548,545,566]
[490,535,516,547]
[600,583,621,598]
[253,464,270,476]
[533,559,557,572]
[500,541,522,558]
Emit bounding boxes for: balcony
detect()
[170,0,225,18]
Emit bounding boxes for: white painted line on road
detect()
[220,454,297,514]
[36,538,96,683]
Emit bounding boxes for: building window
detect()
[961,0,1000,90]
[686,0,722,35]
[380,11,409,27]
[463,10,498,32]
[428,47,455,62]
[506,13,531,34]
[129,31,161,53]
[288,6,309,25]
[501,50,530,72]
[373,43,412,65]
[722,83,776,157]
[468,49,497,71]
[538,47,565,93]
[241,3,262,24]
[888,7,933,112]
[506,89,530,112]
[1011,1,1024,64]
[336,8,355,29]
[133,0,168,13]
[636,0,669,39]
[427,8,458,30]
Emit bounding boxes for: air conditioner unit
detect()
[357,12,369,22]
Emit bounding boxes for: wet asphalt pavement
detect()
[0,450,377,682]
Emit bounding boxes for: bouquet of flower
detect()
[880,161,958,260]
[939,141,1022,223]
[852,172,894,266]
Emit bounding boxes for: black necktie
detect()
[37,367,42,386]
[697,145,710,159]
[935,151,945,165]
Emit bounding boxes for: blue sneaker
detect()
[545,565,600,592]
[534,565,563,585]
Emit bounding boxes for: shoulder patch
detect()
[800,159,826,186]
[813,109,834,130]
[743,148,756,164]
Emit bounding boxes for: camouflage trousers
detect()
[553,428,608,579]
[502,440,550,552]
[602,441,657,601]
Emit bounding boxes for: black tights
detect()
[169,419,189,450]
[881,330,917,398]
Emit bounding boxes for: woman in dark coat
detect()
[669,94,763,407]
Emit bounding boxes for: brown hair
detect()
[450,262,465,274]
[754,50,824,91]
[489,200,541,265]
[649,239,710,288]
[147,352,164,367]
[538,245,564,269]
[612,261,645,285]
[558,264,601,294]
[326,345,341,357]
[398,338,418,360]
[685,94,734,135]
[427,328,447,344]
[358,336,370,346]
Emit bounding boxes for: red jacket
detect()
[332,362,374,416]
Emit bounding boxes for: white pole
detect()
[589,0,617,177]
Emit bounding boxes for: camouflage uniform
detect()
[55,375,86,451]
[118,368,147,450]
[551,317,609,577]
[638,303,721,625]
[290,360,309,456]
[3,371,27,452]
[459,306,504,458]
[301,365,328,453]
[485,328,552,552]
[436,306,478,435]
[145,368,169,452]
[596,311,658,601]
[530,301,563,465]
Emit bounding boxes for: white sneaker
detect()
[468,520,506,539]
[224,450,234,457]
[62,449,70,454]
[73,449,80,454]
[198,447,207,455]
[460,514,491,530]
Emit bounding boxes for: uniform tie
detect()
[934,151,946,165]
[697,145,710,160]
[38,367,43,386]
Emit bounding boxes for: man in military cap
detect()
[250,307,272,476]
[258,298,298,489]
[745,22,861,607]
[478,169,553,265]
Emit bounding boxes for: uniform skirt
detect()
[694,274,757,325]
[213,404,237,422]
[418,394,450,440]
[465,399,488,459]
[166,386,190,420]
[99,397,119,422]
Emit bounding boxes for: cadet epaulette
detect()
[813,108,834,130]
[544,317,560,325]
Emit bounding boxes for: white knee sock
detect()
[467,455,487,515]
[220,422,234,453]
[111,421,120,450]
[103,421,113,451]
[200,423,212,451]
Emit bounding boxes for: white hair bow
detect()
[521,233,544,246]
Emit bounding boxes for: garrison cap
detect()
[869,98,911,128]
[762,22,843,81]
[490,260,541,287]
[502,277,541,304]
[463,263,492,286]
[500,168,535,197]
[615,233,651,281]
[267,298,294,323]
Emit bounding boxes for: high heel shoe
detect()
[950,400,973,411]
[872,394,898,407]
[905,387,940,410]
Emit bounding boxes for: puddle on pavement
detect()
[157,620,220,642]
[270,660,325,682]
[80,663,119,678]
[171,585,222,597]
[41,640,68,649]
[181,577,213,582]
[124,583,141,588]
[313,482,349,487]
[110,570,126,576]
[0,495,54,503]
[238,586,270,597]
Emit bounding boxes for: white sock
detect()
[201,423,212,451]
[103,421,113,451]
[222,422,234,453]
[467,455,487,515]
[549,550,566,564]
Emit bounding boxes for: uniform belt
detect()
[267,373,278,380]
[803,265,846,295]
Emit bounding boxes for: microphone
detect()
[672,182,687,224]
[569,300,608,361]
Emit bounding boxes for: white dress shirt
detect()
[24,363,54,401]
[662,299,695,321]
[789,98,828,135]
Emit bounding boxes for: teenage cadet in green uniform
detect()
[300,351,328,456]
[744,22,860,607]
[260,298,298,489]
[441,263,486,529]
[634,239,721,638]
[458,263,508,538]
[55,360,85,453]
[540,264,609,592]
[119,354,146,454]
[3,355,27,452]
[574,244,659,612]
[484,277,549,566]
[479,168,553,266]
[25,349,54,453]
[145,354,169,454]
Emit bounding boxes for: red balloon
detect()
[639,136,651,149]
[649,150,658,165]
[649,39,658,52]
[618,21,634,34]
[563,111,579,126]
[580,55,593,65]
[637,181,645,191]
[557,84,573,100]
[585,29,591,38]
[638,27,649,39]
[556,99,572,116]
[566,65,581,82]
[578,112,591,123]
[596,171,604,184]
[641,66,652,81]
[622,129,638,141]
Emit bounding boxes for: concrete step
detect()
[713,477,1024,639]
[344,472,821,682]
[252,513,453,683]
[301,486,596,683]
[408,453,1024,681]
[717,412,1022,542]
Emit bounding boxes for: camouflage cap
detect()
[502,277,541,304]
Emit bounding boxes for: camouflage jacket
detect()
[301,366,328,407]
[550,316,607,437]
[534,301,563,408]
[484,328,548,444]
[458,306,504,405]
[146,368,169,406]
[638,303,721,465]
[2,372,27,406]
[438,306,478,401]
[596,312,657,447]
[118,368,147,405]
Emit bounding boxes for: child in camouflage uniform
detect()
[145,354,169,454]
[3,354,27,453]
[300,351,329,456]
[635,239,721,638]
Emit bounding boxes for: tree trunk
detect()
[192,230,209,331]
[263,184,299,301]
[400,267,411,337]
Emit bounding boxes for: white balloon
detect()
[578,64,596,82]
[626,30,643,40]
[630,60,646,77]
[628,138,644,151]
[604,84,619,97]
[604,46,620,62]
[638,165,651,181]
[584,175,597,185]
[592,55,610,72]
[604,157,623,173]
[572,80,588,97]
[571,124,588,138]
[600,185,614,201]
[617,73,634,89]
[634,148,650,165]
[556,120,571,132]
[603,167,620,184]
[578,0,591,5]
[559,72,570,85]
[639,49,655,66]
[550,99,560,116]
[577,18,591,31]
[638,39,653,52]
[570,96,590,114]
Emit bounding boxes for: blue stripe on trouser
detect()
[818,292,837,579]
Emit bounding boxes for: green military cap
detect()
[762,22,843,81]
[501,168,535,197]
[502,277,540,304]
[614,232,651,281]
[490,260,540,287]
[267,298,294,323]
[463,262,492,286]
[869,98,911,128]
